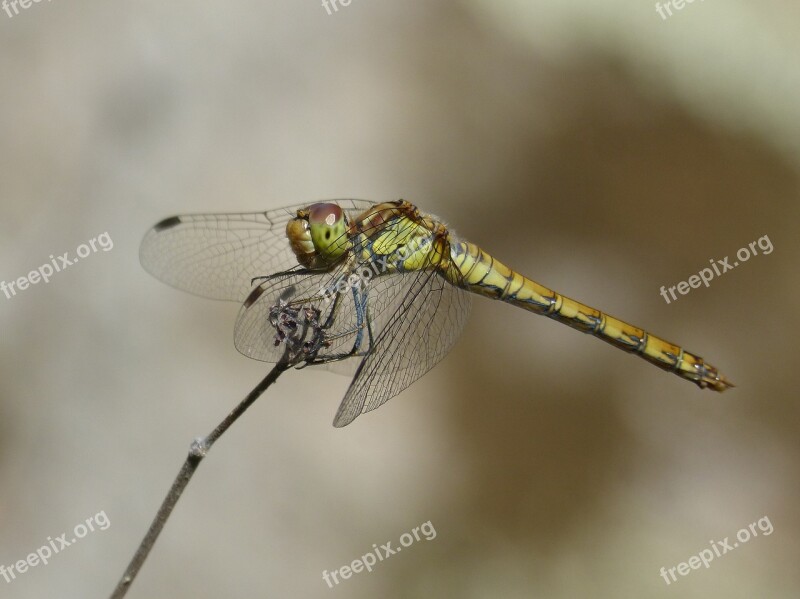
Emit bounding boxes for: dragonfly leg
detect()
[250,268,317,289]
[301,285,371,367]
[320,287,343,330]
[349,284,368,355]
[365,299,375,350]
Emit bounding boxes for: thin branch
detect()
[109,362,290,599]
[111,300,328,597]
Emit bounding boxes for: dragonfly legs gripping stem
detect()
[268,300,330,364]
[301,285,374,367]
[268,281,374,370]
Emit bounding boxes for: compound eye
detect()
[308,203,348,263]
[309,203,343,229]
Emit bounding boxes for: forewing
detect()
[332,267,472,427]
[139,199,376,302]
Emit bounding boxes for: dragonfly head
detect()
[286,203,349,269]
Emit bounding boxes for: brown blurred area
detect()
[0,1,798,598]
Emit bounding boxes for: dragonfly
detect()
[140,199,732,427]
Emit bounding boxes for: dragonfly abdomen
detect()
[448,241,732,392]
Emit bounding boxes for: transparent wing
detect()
[139,199,377,302]
[332,266,472,427]
[233,266,373,368]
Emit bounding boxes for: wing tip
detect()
[332,413,356,428]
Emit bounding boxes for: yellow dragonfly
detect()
[140,199,732,427]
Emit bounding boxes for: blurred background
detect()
[1,1,798,597]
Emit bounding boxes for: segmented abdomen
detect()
[446,241,731,391]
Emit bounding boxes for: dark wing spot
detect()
[153,216,182,232]
[243,285,266,308]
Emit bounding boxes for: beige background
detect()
[0,1,798,597]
